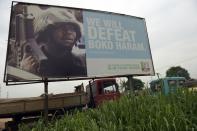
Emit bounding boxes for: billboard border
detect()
[143,19,155,75]
[5,73,154,86]
[4,1,155,84]
[3,1,16,83]
[11,1,145,21]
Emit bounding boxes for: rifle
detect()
[15,9,47,68]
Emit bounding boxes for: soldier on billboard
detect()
[20,10,87,77]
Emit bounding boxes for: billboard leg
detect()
[127,75,134,91]
[88,79,95,108]
[44,78,48,125]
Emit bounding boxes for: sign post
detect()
[127,75,134,91]
[44,78,48,125]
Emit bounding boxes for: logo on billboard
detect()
[140,61,150,72]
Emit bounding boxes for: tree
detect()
[133,78,144,90]
[119,78,144,91]
[119,79,128,92]
[166,66,191,80]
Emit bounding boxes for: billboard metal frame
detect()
[4,1,155,85]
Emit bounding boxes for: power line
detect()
[0,84,1,98]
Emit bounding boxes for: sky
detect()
[0,0,197,98]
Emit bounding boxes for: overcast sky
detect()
[0,0,197,98]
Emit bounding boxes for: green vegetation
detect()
[119,78,144,91]
[166,66,191,80]
[19,89,197,131]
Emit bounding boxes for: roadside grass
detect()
[19,89,197,131]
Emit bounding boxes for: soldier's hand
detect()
[20,53,39,73]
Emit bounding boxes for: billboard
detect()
[4,2,155,83]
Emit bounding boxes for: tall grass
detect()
[19,89,197,131]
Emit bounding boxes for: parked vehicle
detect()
[86,78,120,107]
[0,78,121,130]
[150,77,186,95]
[184,79,197,92]
[0,78,120,119]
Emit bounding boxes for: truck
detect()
[150,77,186,95]
[0,78,120,130]
[183,79,197,92]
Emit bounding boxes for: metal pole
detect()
[0,84,1,98]
[127,75,134,91]
[89,79,95,108]
[156,73,160,79]
[44,78,48,125]
[7,92,9,98]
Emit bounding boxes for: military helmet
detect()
[34,9,82,42]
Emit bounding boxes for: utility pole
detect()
[156,73,160,79]
[0,84,1,98]
[7,92,9,98]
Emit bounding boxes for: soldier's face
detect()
[52,24,77,51]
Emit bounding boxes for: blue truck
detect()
[150,77,186,95]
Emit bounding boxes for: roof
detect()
[150,77,186,84]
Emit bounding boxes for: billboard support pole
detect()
[88,79,95,108]
[127,75,134,91]
[44,78,48,125]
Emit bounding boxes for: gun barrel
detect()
[15,14,26,45]
[24,14,47,61]
[25,14,34,39]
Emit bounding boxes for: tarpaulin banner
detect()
[4,2,154,83]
